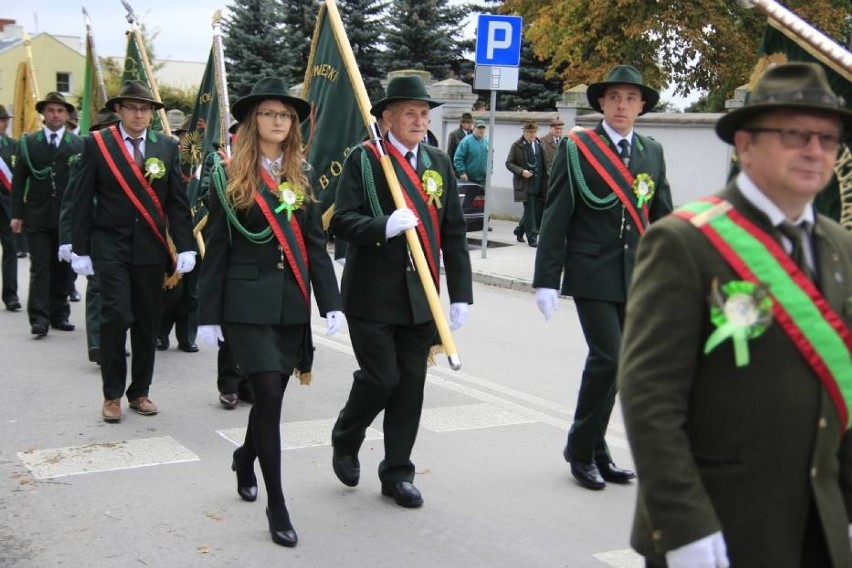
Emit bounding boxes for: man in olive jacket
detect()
[11,92,83,336]
[534,65,672,490]
[619,63,852,567]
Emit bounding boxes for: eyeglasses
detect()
[120,104,153,114]
[744,127,845,152]
[257,110,295,122]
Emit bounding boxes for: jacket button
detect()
[810,467,818,478]
[818,417,827,429]
[652,530,662,541]
[623,244,628,250]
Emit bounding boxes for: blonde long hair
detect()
[226,100,312,211]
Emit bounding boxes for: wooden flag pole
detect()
[82,7,109,104]
[212,10,231,159]
[322,0,461,370]
[22,32,40,102]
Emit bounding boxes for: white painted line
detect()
[18,436,199,479]
[420,402,536,433]
[217,418,383,450]
[593,549,643,568]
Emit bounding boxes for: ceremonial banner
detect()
[12,61,39,138]
[121,32,164,132]
[302,2,367,217]
[79,33,106,132]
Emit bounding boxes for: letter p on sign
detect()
[475,15,522,67]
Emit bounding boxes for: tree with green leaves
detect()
[382,0,472,80]
[501,0,849,111]
[339,0,389,101]
[223,0,288,98]
[281,0,319,85]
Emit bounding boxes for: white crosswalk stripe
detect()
[593,549,644,567]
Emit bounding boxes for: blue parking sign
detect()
[475,15,523,67]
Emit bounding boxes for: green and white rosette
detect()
[144,157,166,181]
[274,181,305,221]
[704,279,773,367]
[422,170,443,208]
[632,173,655,207]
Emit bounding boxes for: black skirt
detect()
[223,323,308,376]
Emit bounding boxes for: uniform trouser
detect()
[97,261,164,401]
[158,267,199,344]
[516,196,542,242]
[566,298,625,464]
[0,204,18,305]
[331,317,435,484]
[216,338,251,397]
[25,226,70,326]
[85,274,101,350]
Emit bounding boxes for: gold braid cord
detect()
[837,144,852,232]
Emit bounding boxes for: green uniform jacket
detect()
[618,183,852,567]
[12,130,83,228]
[0,135,18,218]
[198,171,341,326]
[533,122,672,302]
[71,126,194,265]
[332,143,473,325]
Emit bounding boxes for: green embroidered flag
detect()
[79,33,106,133]
[120,32,164,132]
[301,2,367,217]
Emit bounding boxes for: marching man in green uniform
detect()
[0,104,20,312]
[533,65,672,490]
[619,63,852,568]
[71,81,196,422]
[11,92,83,336]
[330,76,473,508]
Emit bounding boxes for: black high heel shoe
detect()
[266,507,298,547]
[231,448,258,502]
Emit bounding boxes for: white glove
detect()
[666,532,729,568]
[58,244,73,263]
[535,288,559,321]
[326,311,344,336]
[71,255,95,276]
[449,302,469,331]
[197,325,224,349]
[385,208,418,240]
[175,251,197,274]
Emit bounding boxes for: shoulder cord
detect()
[18,134,57,202]
[360,149,383,218]
[566,137,618,211]
[209,154,274,244]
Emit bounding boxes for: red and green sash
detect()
[93,126,175,269]
[568,129,648,234]
[675,197,852,429]
[256,169,310,305]
[364,141,442,289]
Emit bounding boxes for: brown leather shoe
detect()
[129,396,159,416]
[102,399,122,422]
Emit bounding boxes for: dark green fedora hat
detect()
[586,65,660,115]
[0,105,11,118]
[89,107,121,132]
[230,77,310,123]
[370,75,443,117]
[106,80,165,112]
[36,91,76,114]
[716,62,852,144]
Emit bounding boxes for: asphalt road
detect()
[0,258,643,568]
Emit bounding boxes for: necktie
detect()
[405,151,415,170]
[127,137,144,169]
[49,133,58,149]
[777,222,812,280]
[618,139,630,166]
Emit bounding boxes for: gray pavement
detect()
[465,218,537,294]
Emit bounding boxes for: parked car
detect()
[456,180,485,232]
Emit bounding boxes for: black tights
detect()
[236,370,292,528]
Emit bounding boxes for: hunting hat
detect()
[89,107,120,132]
[66,108,79,128]
[106,80,165,112]
[36,91,75,114]
[474,119,487,128]
[550,117,565,127]
[523,120,538,131]
[0,105,11,118]
[715,62,852,144]
[586,65,660,115]
[461,112,474,123]
[370,76,443,117]
[173,115,192,135]
[231,77,310,123]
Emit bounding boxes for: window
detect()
[56,72,71,94]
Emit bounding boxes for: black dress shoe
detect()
[69,289,81,302]
[596,461,636,484]
[31,323,49,337]
[563,447,605,490]
[266,507,298,547]
[5,299,21,311]
[88,347,100,364]
[231,448,258,502]
[513,227,524,242]
[178,341,199,353]
[155,336,170,351]
[381,481,423,508]
[237,387,254,404]
[51,320,75,331]
[332,448,360,487]
[528,239,538,248]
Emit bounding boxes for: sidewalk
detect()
[464,218,537,293]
